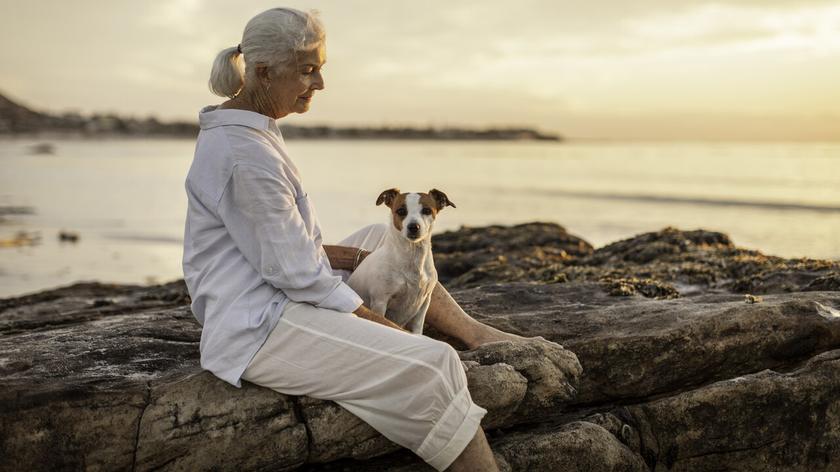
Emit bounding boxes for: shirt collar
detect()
[198,105,281,135]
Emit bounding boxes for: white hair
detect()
[208,7,325,98]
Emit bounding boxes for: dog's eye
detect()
[421,207,432,215]
[396,207,407,217]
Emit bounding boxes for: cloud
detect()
[619,2,840,55]
[141,0,202,33]
[1,0,838,139]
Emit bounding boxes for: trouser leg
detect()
[331,223,389,281]
[335,222,389,251]
[242,301,487,471]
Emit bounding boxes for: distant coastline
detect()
[0,91,561,142]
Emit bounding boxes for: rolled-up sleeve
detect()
[218,163,363,313]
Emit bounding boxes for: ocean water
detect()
[0,137,838,298]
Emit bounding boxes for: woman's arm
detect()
[323,245,371,271]
[218,164,362,313]
[322,247,404,331]
[354,304,407,332]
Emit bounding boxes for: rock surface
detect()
[434,223,838,297]
[456,283,840,406]
[0,280,580,471]
[1,222,839,471]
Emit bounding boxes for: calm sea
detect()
[1,137,838,298]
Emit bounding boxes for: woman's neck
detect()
[219,87,284,119]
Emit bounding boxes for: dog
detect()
[347,188,456,334]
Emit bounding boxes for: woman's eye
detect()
[397,208,407,216]
[421,207,432,215]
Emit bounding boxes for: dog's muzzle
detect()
[407,222,420,236]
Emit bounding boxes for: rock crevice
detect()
[131,381,152,472]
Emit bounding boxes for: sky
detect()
[1,0,839,140]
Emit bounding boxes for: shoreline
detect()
[4,133,840,144]
[2,222,838,301]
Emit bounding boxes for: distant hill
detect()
[0,91,199,137]
[0,93,53,133]
[0,90,561,141]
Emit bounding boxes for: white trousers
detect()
[242,224,487,471]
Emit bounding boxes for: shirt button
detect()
[266,265,276,275]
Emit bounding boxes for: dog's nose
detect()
[407,222,420,234]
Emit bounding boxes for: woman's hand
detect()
[353,305,408,332]
[323,245,372,271]
[357,249,371,267]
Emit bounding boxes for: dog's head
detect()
[376,188,456,242]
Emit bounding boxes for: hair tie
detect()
[236,44,242,54]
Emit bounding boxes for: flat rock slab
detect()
[0,280,580,471]
[617,348,840,471]
[455,282,840,405]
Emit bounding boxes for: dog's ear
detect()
[429,189,456,210]
[376,188,401,207]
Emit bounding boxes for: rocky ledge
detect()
[1,222,839,471]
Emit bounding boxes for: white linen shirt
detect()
[182,105,363,387]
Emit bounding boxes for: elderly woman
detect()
[182,7,535,471]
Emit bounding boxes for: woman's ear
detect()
[254,63,271,84]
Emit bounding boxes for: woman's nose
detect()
[312,71,325,90]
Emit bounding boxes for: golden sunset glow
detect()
[2,0,839,140]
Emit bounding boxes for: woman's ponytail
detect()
[208,46,244,98]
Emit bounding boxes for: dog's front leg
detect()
[404,315,424,335]
[369,296,390,323]
[404,295,432,334]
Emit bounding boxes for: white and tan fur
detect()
[347,188,455,334]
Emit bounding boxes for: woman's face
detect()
[266,43,326,118]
